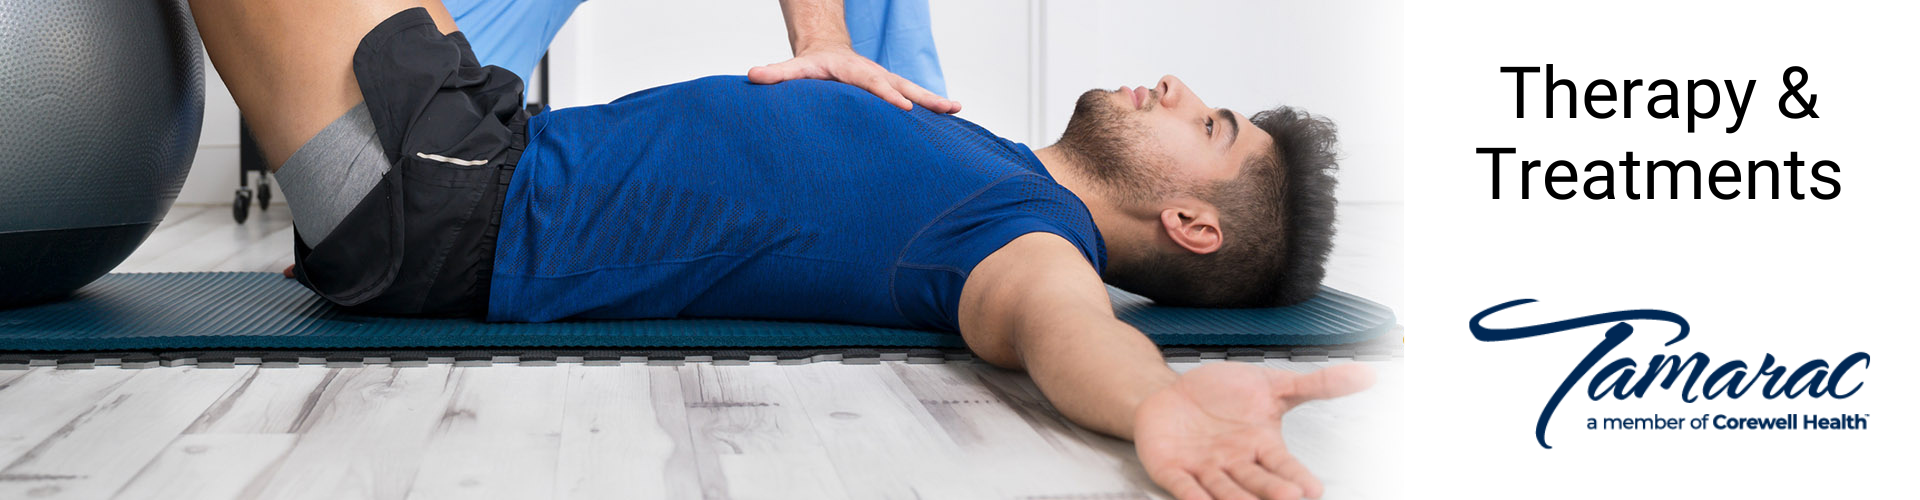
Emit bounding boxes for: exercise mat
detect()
[0,272,1397,358]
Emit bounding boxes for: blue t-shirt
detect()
[488,76,1104,331]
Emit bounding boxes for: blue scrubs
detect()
[440,0,584,85]
[444,0,949,98]
[845,0,947,96]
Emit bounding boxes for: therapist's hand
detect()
[749,45,961,114]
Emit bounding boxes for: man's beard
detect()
[1054,89,1179,204]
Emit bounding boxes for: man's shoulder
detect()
[967,232,1104,301]
[956,231,1112,341]
[904,173,1105,280]
[967,174,1108,274]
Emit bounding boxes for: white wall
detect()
[1038,0,1404,203]
[545,0,791,106]
[543,0,1038,144]
[177,53,261,206]
[180,0,1400,204]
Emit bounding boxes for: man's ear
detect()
[1158,201,1222,255]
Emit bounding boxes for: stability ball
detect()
[0,0,204,308]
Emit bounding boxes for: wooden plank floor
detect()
[0,202,1404,500]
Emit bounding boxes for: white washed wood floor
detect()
[1,202,1404,500]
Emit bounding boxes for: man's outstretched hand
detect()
[747,45,961,114]
[1133,362,1376,500]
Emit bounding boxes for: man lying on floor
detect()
[190,1,1372,499]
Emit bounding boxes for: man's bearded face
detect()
[1055,88,1186,203]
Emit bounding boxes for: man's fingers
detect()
[761,50,956,113]
[1257,447,1323,499]
[1151,468,1215,500]
[1226,462,1305,500]
[1198,469,1259,500]
[859,74,914,111]
[747,59,823,84]
[891,75,958,113]
[821,55,917,111]
[745,64,784,84]
[1272,362,1375,407]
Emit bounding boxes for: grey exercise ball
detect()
[0,0,204,308]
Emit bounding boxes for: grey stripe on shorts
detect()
[275,102,391,243]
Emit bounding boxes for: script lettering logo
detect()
[1468,299,1869,449]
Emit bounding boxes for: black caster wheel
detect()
[233,188,253,224]
[257,177,272,210]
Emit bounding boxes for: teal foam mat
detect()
[0,272,1395,352]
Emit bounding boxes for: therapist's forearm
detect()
[777,0,851,54]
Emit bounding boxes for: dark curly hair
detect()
[1112,105,1341,307]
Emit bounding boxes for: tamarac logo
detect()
[1468,299,1871,449]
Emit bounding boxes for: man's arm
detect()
[749,0,961,113]
[959,233,1177,439]
[959,233,1374,500]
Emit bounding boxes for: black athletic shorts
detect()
[290,7,527,317]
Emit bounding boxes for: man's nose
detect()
[1155,75,1188,109]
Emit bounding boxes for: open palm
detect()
[1133,362,1375,500]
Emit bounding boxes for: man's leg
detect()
[198,0,528,316]
[187,0,460,170]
